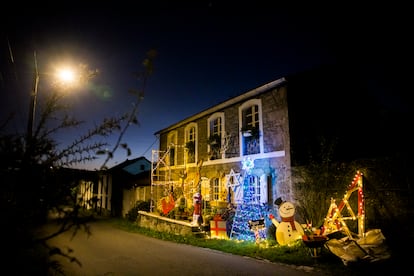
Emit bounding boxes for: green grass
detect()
[108,218,392,275]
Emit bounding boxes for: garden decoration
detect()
[322,170,365,238]
[191,192,203,226]
[221,203,236,237]
[269,197,304,246]
[227,158,267,241]
[159,192,175,215]
[302,224,328,257]
[210,214,227,239]
[225,168,242,203]
[322,171,391,265]
[248,218,266,244]
[174,196,189,220]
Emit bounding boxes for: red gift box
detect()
[210,218,227,239]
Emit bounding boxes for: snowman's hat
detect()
[274,197,284,206]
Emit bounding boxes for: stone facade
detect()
[151,78,294,217]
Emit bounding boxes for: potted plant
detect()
[208,134,221,146]
[207,134,221,160]
[174,197,188,220]
[185,141,195,155]
[240,125,260,138]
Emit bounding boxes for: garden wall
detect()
[137,211,201,236]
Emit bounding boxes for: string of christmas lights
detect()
[322,171,365,237]
[229,158,267,241]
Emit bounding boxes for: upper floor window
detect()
[167,131,177,166]
[239,99,263,156]
[207,112,225,160]
[185,123,197,164]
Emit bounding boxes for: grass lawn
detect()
[110,218,403,275]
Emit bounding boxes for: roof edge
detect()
[155,77,287,135]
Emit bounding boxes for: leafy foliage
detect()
[207,134,221,159]
[292,134,414,248]
[126,200,151,222]
[185,140,195,155]
[207,134,221,146]
[240,125,260,138]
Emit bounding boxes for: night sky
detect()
[1,2,411,170]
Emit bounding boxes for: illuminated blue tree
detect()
[229,158,268,241]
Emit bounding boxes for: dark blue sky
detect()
[1,2,411,170]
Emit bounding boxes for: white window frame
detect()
[207,112,225,159]
[184,123,197,164]
[239,99,264,156]
[167,131,178,166]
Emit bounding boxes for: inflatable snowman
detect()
[269,197,304,246]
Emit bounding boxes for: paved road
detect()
[46,219,321,276]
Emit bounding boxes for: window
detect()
[239,99,263,156]
[185,123,197,164]
[207,112,225,160]
[211,116,222,136]
[167,131,177,166]
[244,175,268,204]
[212,178,220,201]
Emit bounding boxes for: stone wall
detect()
[137,211,200,236]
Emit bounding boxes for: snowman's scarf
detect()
[281,216,297,230]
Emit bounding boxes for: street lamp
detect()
[56,68,76,83]
[25,51,79,147]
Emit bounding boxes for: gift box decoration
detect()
[210,219,227,239]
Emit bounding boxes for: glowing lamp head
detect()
[56,68,76,84]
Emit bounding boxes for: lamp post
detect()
[25,51,80,152]
[26,51,39,144]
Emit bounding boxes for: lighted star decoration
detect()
[225,169,242,191]
[242,157,255,173]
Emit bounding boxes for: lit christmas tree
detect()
[229,158,268,242]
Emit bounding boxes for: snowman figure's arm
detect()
[269,213,280,228]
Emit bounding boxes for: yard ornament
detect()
[269,197,304,246]
[160,192,175,215]
[191,192,203,226]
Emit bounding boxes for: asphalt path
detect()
[46,219,322,276]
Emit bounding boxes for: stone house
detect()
[149,62,401,220]
[151,77,291,217]
[144,63,413,240]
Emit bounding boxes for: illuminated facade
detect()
[151,77,292,215]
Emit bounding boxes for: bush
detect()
[126,200,151,222]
